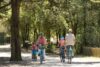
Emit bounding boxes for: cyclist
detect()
[59,36,65,63]
[65,29,75,64]
[36,32,47,64]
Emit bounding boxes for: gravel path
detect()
[0,44,100,67]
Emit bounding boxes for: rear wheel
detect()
[68,57,72,64]
[68,46,73,64]
[60,47,65,63]
[40,55,43,64]
[40,49,43,64]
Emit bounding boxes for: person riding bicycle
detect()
[65,29,75,64]
[59,36,65,63]
[36,32,47,62]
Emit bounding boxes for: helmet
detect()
[39,32,44,36]
[60,36,64,40]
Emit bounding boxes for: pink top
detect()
[37,36,47,45]
[32,44,38,50]
[59,40,65,47]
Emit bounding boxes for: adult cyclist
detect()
[65,29,75,64]
[36,32,47,64]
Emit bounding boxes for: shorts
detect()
[32,50,38,55]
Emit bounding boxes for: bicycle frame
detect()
[40,48,44,64]
[60,47,65,63]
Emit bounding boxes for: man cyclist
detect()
[65,29,75,64]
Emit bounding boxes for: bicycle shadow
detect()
[0,57,34,66]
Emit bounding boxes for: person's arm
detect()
[59,40,61,47]
[65,36,67,45]
[44,37,47,45]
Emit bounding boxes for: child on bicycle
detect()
[59,36,65,63]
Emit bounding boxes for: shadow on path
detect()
[71,61,100,64]
[0,45,100,67]
[0,57,33,66]
[0,48,11,52]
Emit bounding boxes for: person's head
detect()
[68,28,73,33]
[39,32,44,36]
[32,42,35,45]
[60,36,64,40]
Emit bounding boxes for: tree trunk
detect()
[83,0,87,46]
[34,28,38,42]
[46,29,51,42]
[56,30,59,46]
[10,0,22,61]
[22,21,30,48]
[63,28,66,37]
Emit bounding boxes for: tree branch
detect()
[0,1,11,10]
[90,0,100,3]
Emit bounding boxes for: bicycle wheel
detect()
[68,46,72,64]
[60,47,65,63]
[40,49,44,64]
[68,57,72,64]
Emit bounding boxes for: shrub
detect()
[46,44,56,53]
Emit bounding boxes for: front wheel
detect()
[40,55,43,64]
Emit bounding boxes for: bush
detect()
[46,44,56,53]
[74,34,83,55]
[83,47,100,57]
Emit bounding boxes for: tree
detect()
[10,0,22,61]
[20,1,32,48]
[0,1,11,10]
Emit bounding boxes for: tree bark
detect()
[46,29,51,42]
[83,0,87,46]
[10,0,22,61]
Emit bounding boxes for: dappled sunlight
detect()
[90,0,100,3]
[0,0,100,66]
[0,52,11,57]
[21,53,31,57]
[0,44,10,48]
[72,57,100,64]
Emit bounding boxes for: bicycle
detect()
[60,46,65,63]
[67,45,73,64]
[39,45,45,64]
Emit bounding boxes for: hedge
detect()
[83,47,100,57]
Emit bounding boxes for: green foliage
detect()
[0,0,100,55]
[83,47,100,57]
[46,44,56,53]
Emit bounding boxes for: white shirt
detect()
[65,33,75,46]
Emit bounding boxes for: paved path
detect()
[0,44,100,67]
